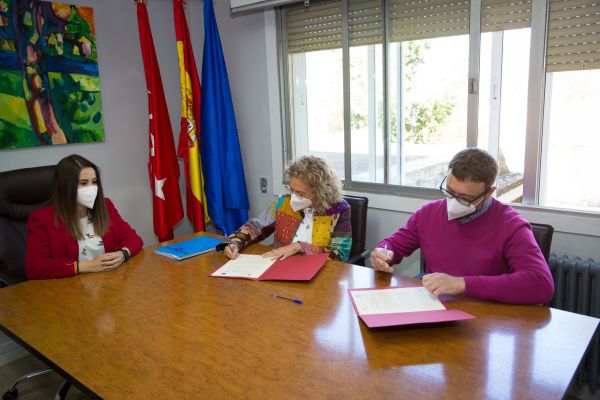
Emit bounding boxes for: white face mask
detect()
[77,186,98,209]
[290,193,312,212]
[446,197,477,220]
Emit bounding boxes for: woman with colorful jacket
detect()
[223,156,352,262]
[25,154,143,280]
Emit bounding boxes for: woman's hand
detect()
[100,251,125,271]
[224,243,240,259]
[79,251,125,274]
[262,243,302,260]
[370,247,394,273]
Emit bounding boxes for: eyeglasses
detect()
[439,176,490,207]
[290,190,313,200]
[286,185,314,200]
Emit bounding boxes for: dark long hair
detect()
[52,154,109,240]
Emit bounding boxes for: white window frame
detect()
[265,1,600,236]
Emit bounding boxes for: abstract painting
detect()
[0,0,104,148]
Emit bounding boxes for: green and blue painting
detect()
[0,0,104,148]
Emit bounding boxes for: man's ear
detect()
[488,186,497,198]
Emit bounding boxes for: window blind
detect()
[481,0,531,32]
[287,0,342,54]
[349,0,384,47]
[287,0,536,54]
[546,0,600,72]
[389,0,470,43]
[286,0,384,54]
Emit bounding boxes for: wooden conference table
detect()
[0,234,598,399]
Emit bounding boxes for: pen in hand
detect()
[271,294,303,304]
[383,244,392,260]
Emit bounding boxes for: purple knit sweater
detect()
[378,198,554,305]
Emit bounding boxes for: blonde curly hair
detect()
[285,155,342,212]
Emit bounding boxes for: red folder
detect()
[212,253,330,281]
[348,286,475,328]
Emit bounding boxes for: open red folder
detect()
[349,286,475,328]
[211,253,330,281]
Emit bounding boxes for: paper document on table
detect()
[350,287,446,315]
[211,254,276,278]
[211,253,329,281]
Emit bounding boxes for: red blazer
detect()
[25,198,143,280]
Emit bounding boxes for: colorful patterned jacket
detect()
[227,195,352,262]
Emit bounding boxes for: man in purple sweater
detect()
[371,148,554,305]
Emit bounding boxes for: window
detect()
[280,0,600,213]
[478,1,532,204]
[539,0,600,212]
[387,0,469,188]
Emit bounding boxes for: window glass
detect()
[289,50,345,179]
[478,28,531,203]
[350,44,384,183]
[389,36,468,188]
[540,69,600,212]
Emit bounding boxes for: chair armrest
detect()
[347,249,369,266]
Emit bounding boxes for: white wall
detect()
[1,0,598,270]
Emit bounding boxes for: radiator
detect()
[548,254,600,394]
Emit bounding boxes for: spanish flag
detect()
[173,0,209,231]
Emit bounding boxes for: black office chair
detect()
[0,166,55,286]
[419,222,555,275]
[0,165,71,400]
[343,195,369,266]
[530,222,554,264]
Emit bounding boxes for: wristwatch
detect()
[121,249,130,262]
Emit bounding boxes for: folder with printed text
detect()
[154,236,224,260]
[349,286,475,328]
[211,253,330,281]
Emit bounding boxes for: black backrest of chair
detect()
[530,222,554,264]
[0,165,55,286]
[343,195,369,265]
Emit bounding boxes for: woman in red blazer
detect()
[25,154,143,280]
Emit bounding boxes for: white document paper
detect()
[211,254,276,278]
[350,287,446,315]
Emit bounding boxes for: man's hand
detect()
[370,247,394,273]
[422,273,465,297]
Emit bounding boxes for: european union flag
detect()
[200,0,250,236]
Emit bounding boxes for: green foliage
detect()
[351,112,367,129]
[397,41,454,144]
[403,41,428,87]
[404,98,454,144]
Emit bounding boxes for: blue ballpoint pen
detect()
[271,293,303,304]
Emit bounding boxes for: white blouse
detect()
[77,216,105,260]
[292,208,315,244]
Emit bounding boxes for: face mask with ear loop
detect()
[446,197,478,220]
[77,186,98,209]
[290,193,312,212]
